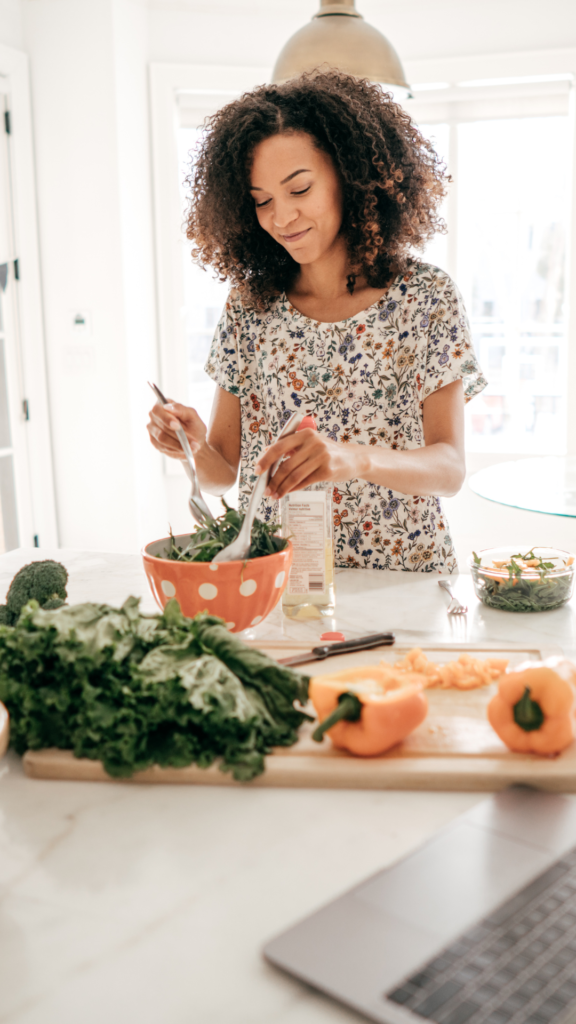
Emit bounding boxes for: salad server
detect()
[213,410,303,563]
[148,382,214,527]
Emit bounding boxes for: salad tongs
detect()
[213,410,303,563]
[148,382,214,527]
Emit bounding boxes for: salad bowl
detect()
[142,534,293,632]
[469,546,575,612]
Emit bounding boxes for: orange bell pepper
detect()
[487,658,576,755]
[310,666,428,757]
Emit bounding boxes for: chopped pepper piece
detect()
[309,666,428,757]
[487,658,576,755]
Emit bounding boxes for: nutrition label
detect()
[284,490,327,595]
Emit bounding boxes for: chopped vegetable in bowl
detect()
[468,546,575,612]
[160,501,288,563]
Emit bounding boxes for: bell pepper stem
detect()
[312,692,363,742]
[513,686,545,732]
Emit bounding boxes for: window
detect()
[150,65,269,452]
[409,75,573,455]
[178,117,230,425]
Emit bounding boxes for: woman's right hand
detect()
[147,401,207,459]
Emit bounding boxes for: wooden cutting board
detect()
[21,642,576,792]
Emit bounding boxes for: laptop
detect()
[264,788,576,1024]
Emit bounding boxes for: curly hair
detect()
[185,70,448,310]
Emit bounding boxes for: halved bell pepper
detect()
[487,658,576,755]
[310,666,428,757]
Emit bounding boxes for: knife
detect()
[277,632,395,667]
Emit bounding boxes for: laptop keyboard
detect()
[387,846,576,1024]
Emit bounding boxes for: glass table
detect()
[469,456,576,518]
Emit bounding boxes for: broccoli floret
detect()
[5,560,68,623]
[0,605,13,626]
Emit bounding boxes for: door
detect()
[0,81,34,552]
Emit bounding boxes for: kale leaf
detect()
[191,615,312,745]
[0,598,309,781]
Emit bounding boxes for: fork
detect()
[438,579,468,615]
[212,410,303,563]
[148,382,214,527]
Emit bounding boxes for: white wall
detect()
[111,0,168,545]
[20,0,166,551]
[0,0,23,49]
[3,0,576,556]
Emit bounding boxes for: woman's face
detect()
[250,131,343,266]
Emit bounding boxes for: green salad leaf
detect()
[472,548,573,612]
[162,501,287,563]
[476,573,572,612]
[0,599,309,780]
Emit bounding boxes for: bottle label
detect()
[284,490,327,595]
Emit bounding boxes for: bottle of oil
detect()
[281,417,335,620]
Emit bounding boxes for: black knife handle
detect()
[311,632,395,660]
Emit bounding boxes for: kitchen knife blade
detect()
[278,632,395,667]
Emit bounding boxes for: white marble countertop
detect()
[1,548,575,1024]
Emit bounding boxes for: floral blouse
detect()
[205,260,486,573]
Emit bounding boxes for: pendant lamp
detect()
[271,0,411,96]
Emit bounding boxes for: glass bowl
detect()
[468,546,575,612]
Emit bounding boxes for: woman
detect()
[147,71,486,572]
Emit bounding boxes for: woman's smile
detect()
[281,227,311,244]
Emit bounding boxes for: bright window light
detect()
[458,116,569,455]
[178,126,229,428]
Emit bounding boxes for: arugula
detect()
[0,599,309,781]
[476,575,572,612]
[162,501,287,563]
[472,549,573,612]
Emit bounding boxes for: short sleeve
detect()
[422,270,487,404]
[204,289,242,396]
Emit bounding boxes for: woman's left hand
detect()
[255,428,356,499]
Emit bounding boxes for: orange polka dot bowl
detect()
[142,534,293,633]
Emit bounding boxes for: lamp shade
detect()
[271,0,410,92]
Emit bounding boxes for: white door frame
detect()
[0,43,58,547]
